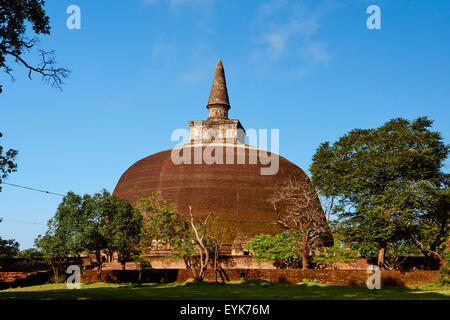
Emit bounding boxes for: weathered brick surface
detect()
[0,271,49,289]
[80,269,439,287]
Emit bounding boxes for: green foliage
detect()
[312,242,359,268]
[35,230,70,282]
[439,249,450,286]
[302,278,321,284]
[135,192,194,259]
[16,248,43,268]
[37,190,142,281]
[245,232,302,267]
[0,132,18,191]
[0,0,69,93]
[310,117,449,265]
[101,195,142,265]
[0,218,19,258]
[205,215,235,250]
[0,237,19,258]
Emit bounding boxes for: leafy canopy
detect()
[245,232,301,262]
[0,217,19,258]
[310,117,449,261]
[135,192,194,259]
[0,132,18,191]
[36,190,142,266]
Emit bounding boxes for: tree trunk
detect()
[377,240,386,268]
[214,247,218,282]
[301,240,309,270]
[199,246,210,281]
[51,264,58,282]
[415,238,445,266]
[96,250,102,282]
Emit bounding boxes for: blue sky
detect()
[0,0,449,249]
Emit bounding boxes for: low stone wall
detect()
[0,271,49,289]
[85,255,441,271]
[80,269,439,287]
[145,256,276,269]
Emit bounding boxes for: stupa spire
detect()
[207,60,230,119]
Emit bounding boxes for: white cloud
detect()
[301,41,332,64]
[139,0,212,9]
[179,69,207,84]
[253,0,333,70]
[151,37,176,57]
[260,18,319,59]
[258,0,288,16]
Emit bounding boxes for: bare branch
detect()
[269,175,329,269]
[4,49,70,90]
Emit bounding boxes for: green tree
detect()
[0,0,69,93]
[246,232,302,268]
[17,248,43,269]
[102,196,142,270]
[135,193,226,281]
[312,242,359,269]
[410,182,449,265]
[439,249,449,286]
[35,194,81,281]
[0,218,19,258]
[0,132,18,191]
[135,193,195,279]
[269,176,331,269]
[76,190,141,281]
[187,205,214,281]
[205,215,235,281]
[35,231,70,282]
[310,117,449,267]
[39,190,141,282]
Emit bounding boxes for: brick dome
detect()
[113,60,332,248]
[113,145,321,237]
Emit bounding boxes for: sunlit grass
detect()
[0,280,448,300]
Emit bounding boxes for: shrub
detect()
[439,249,450,286]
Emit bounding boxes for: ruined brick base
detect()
[80,269,439,287]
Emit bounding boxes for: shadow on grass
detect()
[0,280,448,300]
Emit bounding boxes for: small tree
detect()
[0,238,19,258]
[103,196,142,270]
[17,248,43,269]
[136,194,223,281]
[312,242,359,269]
[205,216,235,281]
[269,175,330,269]
[187,206,214,281]
[35,232,69,282]
[439,249,450,286]
[245,232,302,268]
[76,190,142,281]
[40,190,141,282]
[0,132,18,191]
[135,193,195,278]
[0,218,19,258]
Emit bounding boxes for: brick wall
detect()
[0,271,49,289]
[80,268,439,287]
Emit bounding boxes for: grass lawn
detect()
[0,280,449,300]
